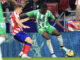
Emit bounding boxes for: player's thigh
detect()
[38,28,50,40]
[52,29,60,36]
[14,31,32,44]
[42,32,50,40]
[38,28,46,35]
[47,26,56,34]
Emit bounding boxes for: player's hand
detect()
[26,17,30,21]
[29,17,35,21]
[63,27,69,32]
[23,26,30,29]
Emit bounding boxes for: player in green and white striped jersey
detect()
[20,3,71,57]
[0,2,6,60]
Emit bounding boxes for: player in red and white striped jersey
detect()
[10,12,23,35]
[10,4,32,58]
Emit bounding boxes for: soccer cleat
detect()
[52,54,57,57]
[60,46,68,52]
[18,52,23,57]
[21,54,31,58]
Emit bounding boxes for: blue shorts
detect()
[14,31,29,43]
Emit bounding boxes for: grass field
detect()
[3,57,80,60]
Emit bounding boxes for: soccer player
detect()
[75,0,80,21]
[10,4,32,58]
[0,2,6,60]
[20,3,72,57]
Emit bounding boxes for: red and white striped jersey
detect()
[10,12,23,36]
[75,0,80,5]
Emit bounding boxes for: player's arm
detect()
[20,17,30,23]
[20,13,28,18]
[20,10,35,20]
[49,11,68,32]
[55,19,68,31]
[15,18,30,28]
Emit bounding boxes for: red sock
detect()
[23,44,31,54]
[21,44,25,52]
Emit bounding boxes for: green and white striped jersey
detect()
[27,9,55,28]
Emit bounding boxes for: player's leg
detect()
[47,26,69,55]
[0,3,6,59]
[0,46,2,60]
[0,28,6,60]
[0,34,5,60]
[0,23,6,60]
[21,37,32,58]
[14,31,32,58]
[38,28,56,57]
[0,35,5,44]
[51,29,69,52]
[18,44,25,57]
[0,29,6,60]
[19,37,32,57]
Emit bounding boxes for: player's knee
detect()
[42,35,50,40]
[43,36,50,40]
[46,37,50,40]
[25,37,33,44]
[25,39,32,44]
[29,40,32,44]
[42,32,50,40]
[56,32,60,36]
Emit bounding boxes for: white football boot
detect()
[18,52,23,57]
[52,54,57,57]
[21,54,31,58]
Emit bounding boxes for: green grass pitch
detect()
[3,57,80,60]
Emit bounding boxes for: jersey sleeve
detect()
[49,11,55,20]
[26,10,35,17]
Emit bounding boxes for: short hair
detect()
[14,4,23,9]
[40,3,48,9]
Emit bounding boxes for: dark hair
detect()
[14,4,23,9]
[40,3,48,9]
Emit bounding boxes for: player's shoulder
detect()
[10,12,19,18]
[10,12,16,16]
[47,10,52,16]
[29,9,38,12]
[47,10,52,13]
[32,9,39,12]
[10,12,14,18]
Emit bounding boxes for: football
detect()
[66,50,74,57]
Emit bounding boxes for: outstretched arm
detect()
[49,11,68,32]
[54,19,68,32]
[20,13,28,18]
[55,19,64,29]
[15,18,30,28]
[20,17,30,23]
[20,10,35,20]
